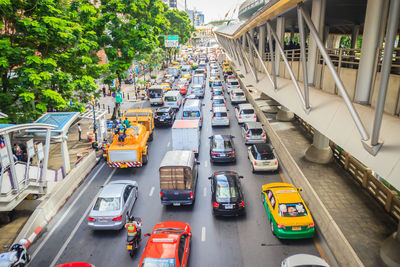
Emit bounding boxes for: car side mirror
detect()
[297,187,303,192]
[144,233,151,237]
[239,176,244,179]
[208,176,212,180]
[202,104,205,106]
[231,135,235,138]
[196,161,200,165]
[210,109,212,112]
[208,136,212,139]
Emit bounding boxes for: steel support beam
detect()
[4,134,19,192]
[41,129,51,182]
[368,0,400,155]
[237,37,257,81]
[247,31,276,89]
[267,23,277,91]
[246,32,259,82]
[299,3,369,141]
[231,39,242,66]
[297,5,311,111]
[267,21,308,111]
[235,39,249,74]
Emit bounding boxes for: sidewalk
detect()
[249,90,397,267]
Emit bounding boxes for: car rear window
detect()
[93,197,120,211]
[216,179,238,202]
[258,152,275,160]
[235,92,244,96]
[213,139,232,149]
[164,96,176,102]
[212,82,222,86]
[250,129,263,135]
[213,91,223,95]
[214,112,227,117]
[183,111,200,117]
[142,257,175,267]
[278,203,307,217]
[229,81,239,85]
[213,99,224,104]
[241,109,254,114]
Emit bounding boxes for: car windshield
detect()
[213,99,224,104]
[250,129,263,135]
[214,112,227,117]
[93,197,120,211]
[241,109,254,114]
[164,96,176,102]
[235,92,244,96]
[214,91,223,95]
[183,111,200,117]
[278,203,307,217]
[142,258,176,267]
[216,177,239,202]
[258,152,275,160]
[212,82,222,86]
[229,81,239,85]
[213,139,232,150]
[156,112,168,116]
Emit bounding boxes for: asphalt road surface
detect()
[28,63,323,267]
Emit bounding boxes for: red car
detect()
[138,221,192,267]
[176,83,188,95]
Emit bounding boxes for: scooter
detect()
[0,239,30,267]
[126,218,142,258]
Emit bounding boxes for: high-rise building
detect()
[163,0,184,9]
[185,9,205,26]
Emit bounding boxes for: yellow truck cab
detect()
[107,124,149,168]
[125,109,154,141]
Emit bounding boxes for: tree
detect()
[99,0,167,119]
[0,0,104,123]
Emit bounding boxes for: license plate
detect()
[220,153,225,157]
[263,162,270,165]
[98,219,107,223]
[292,226,301,231]
[173,203,181,206]
[224,204,233,209]
[159,119,164,121]
[126,245,133,250]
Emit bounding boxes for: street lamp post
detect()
[91,96,97,142]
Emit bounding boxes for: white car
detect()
[281,254,329,267]
[230,89,246,104]
[241,122,267,144]
[248,144,278,173]
[211,106,229,127]
[235,103,256,123]
[211,96,226,108]
[226,79,240,94]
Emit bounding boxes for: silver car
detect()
[191,85,205,98]
[88,180,138,230]
[241,122,267,144]
[211,106,230,127]
[230,89,246,104]
[212,96,226,108]
[281,254,329,267]
[226,79,240,94]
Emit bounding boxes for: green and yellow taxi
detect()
[261,183,315,239]
[182,73,191,80]
[209,75,219,86]
[192,62,198,70]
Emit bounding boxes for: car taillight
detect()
[227,152,235,155]
[277,224,286,229]
[307,222,315,229]
[211,152,218,155]
[275,161,278,165]
[227,115,229,119]
[162,101,165,105]
[189,191,194,199]
[254,161,257,166]
[262,133,266,137]
[160,192,163,198]
[238,200,245,208]
[224,103,226,107]
[213,201,220,208]
[199,117,202,121]
[254,115,257,118]
[246,133,250,137]
[239,116,242,119]
[112,215,122,221]
[176,101,179,105]
[88,216,96,222]
[212,116,214,119]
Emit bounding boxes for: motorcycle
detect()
[0,239,30,267]
[126,217,142,258]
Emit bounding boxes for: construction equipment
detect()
[125,109,154,141]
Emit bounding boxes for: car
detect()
[88,180,138,230]
[226,79,240,94]
[210,69,220,76]
[209,134,236,163]
[223,70,234,80]
[178,78,189,86]
[208,171,245,216]
[56,263,94,267]
[154,106,176,127]
[211,106,229,127]
[138,221,191,267]
[211,80,223,90]
[230,89,246,105]
[241,122,267,144]
[281,254,329,267]
[160,83,171,92]
[248,143,278,172]
[191,85,204,98]
[183,93,200,105]
[235,103,256,123]
[175,83,188,95]
[261,183,315,239]
[182,73,191,80]
[192,62,198,70]
[212,88,224,98]
[211,95,226,108]
[209,75,220,86]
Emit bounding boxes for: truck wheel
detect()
[142,154,148,165]
[148,133,153,142]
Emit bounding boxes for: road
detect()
[28,61,322,267]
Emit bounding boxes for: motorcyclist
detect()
[125,215,142,246]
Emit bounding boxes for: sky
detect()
[182,0,245,23]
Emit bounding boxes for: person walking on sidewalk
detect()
[102,86,106,97]
[78,123,82,141]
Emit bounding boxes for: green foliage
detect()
[164,9,193,45]
[339,36,351,48]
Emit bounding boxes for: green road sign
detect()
[164,35,179,47]
[116,92,122,103]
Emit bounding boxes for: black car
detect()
[209,135,236,163]
[154,107,176,127]
[224,71,234,81]
[208,171,245,216]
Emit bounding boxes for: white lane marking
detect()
[167,141,170,147]
[203,187,207,197]
[49,168,117,267]
[149,186,155,197]
[201,227,206,242]
[204,161,208,168]
[31,163,106,259]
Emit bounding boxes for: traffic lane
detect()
[28,162,115,266]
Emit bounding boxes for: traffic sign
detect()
[165,35,179,47]
[116,92,123,103]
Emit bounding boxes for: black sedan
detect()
[154,106,176,127]
[208,171,245,216]
[209,135,236,163]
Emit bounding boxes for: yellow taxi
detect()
[172,62,181,70]
[261,183,315,239]
[223,61,230,68]
[223,65,231,72]
[160,83,171,91]
[182,73,191,80]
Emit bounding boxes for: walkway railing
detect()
[296,115,400,220]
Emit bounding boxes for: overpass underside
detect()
[214,0,400,192]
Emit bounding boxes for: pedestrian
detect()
[15,144,23,161]
[102,85,106,97]
[77,123,82,141]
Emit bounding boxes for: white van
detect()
[235,103,257,124]
[163,90,182,111]
[211,106,229,127]
[182,99,203,127]
[148,85,164,106]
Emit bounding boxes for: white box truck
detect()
[172,120,200,157]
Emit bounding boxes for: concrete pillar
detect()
[276,106,294,121]
[249,28,255,55]
[305,130,333,164]
[351,25,360,49]
[275,16,285,75]
[290,26,295,42]
[380,222,400,267]
[41,129,51,182]
[307,0,326,85]
[323,25,330,45]
[242,35,246,51]
[258,25,266,60]
[60,138,71,174]
[354,0,389,104]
